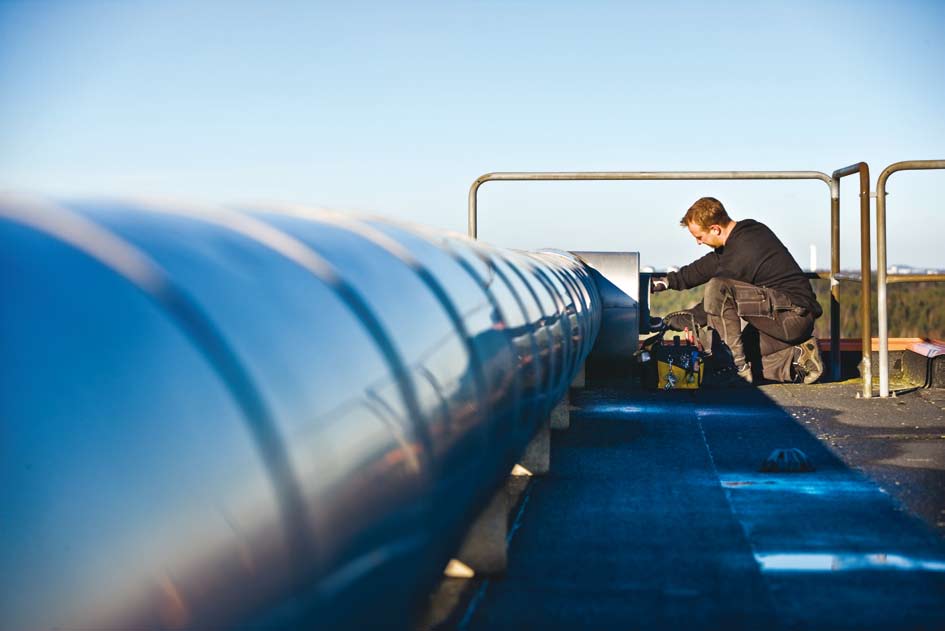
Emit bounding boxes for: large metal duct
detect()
[0,198,600,630]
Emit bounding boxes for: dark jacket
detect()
[666,219,822,317]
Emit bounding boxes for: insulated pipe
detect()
[0,198,600,631]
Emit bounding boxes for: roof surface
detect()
[454,381,945,630]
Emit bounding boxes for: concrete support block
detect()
[931,355,945,388]
[443,559,475,579]
[550,392,570,431]
[417,470,534,626]
[426,422,553,588]
[519,417,551,475]
[453,488,509,575]
[571,362,586,389]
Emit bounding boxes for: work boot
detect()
[792,337,823,384]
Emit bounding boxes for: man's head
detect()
[680,197,733,248]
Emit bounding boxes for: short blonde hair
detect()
[680,197,732,229]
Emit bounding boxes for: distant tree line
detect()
[649,281,945,340]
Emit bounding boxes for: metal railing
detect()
[831,163,872,397]
[468,170,862,385]
[875,160,945,397]
[468,171,833,239]
[468,163,944,398]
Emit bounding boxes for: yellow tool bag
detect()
[640,328,705,390]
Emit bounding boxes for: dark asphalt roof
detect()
[459,382,945,630]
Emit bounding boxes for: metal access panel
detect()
[573,251,640,362]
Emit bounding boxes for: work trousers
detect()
[702,277,816,382]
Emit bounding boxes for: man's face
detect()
[687,221,724,248]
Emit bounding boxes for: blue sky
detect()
[2,0,943,269]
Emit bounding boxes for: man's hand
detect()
[650,276,669,293]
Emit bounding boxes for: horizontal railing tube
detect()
[833,273,864,283]
[885,274,945,284]
[468,170,833,239]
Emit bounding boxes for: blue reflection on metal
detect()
[756,553,945,573]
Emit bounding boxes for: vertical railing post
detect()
[875,160,945,397]
[829,163,871,395]
[829,182,842,382]
[876,180,890,398]
[468,177,484,239]
[857,167,872,399]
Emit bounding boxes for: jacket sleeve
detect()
[667,251,719,290]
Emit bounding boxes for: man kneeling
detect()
[651,197,824,385]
